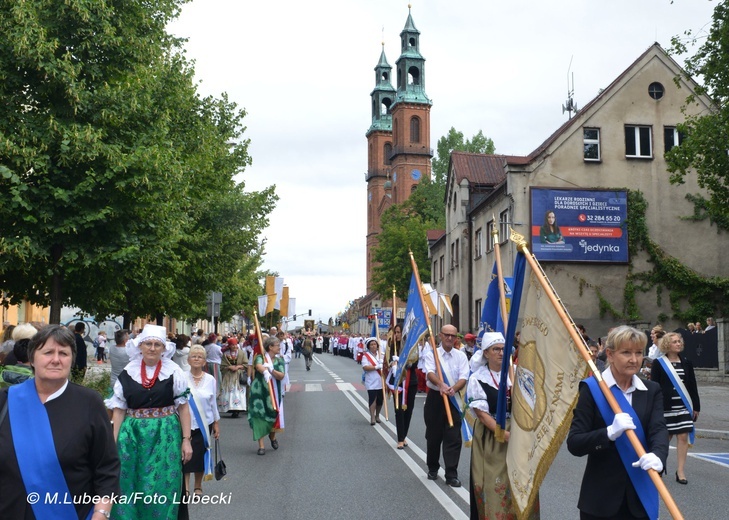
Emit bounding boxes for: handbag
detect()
[214,438,226,480]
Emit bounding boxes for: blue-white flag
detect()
[393,273,428,384]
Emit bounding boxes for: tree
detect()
[371,128,495,296]
[0,1,277,324]
[667,1,729,231]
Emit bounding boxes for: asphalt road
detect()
[188,353,729,519]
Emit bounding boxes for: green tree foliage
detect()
[0,0,276,324]
[667,1,729,231]
[371,128,495,297]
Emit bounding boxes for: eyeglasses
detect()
[140,341,165,350]
[442,333,457,339]
[490,347,505,354]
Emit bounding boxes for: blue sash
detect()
[585,377,658,520]
[188,395,213,478]
[9,379,93,519]
[656,356,695,444]
[440,357,472,443]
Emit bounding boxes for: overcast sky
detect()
[169,0,715,328]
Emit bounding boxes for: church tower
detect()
[365,45,396,294]
[365,6,432,295]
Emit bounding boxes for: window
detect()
[475,228,483,258]
[625,125,652,158]
[439,255,444,280]
[451,240,459,269]
[410,116,420,143]
[499,210,509,243]
[384,142,392,165]
[433,260,438,284]
[583,128,600,161]
[648,82,664,100]
[486,220,495,252]
[475,299,482,329]
[664,127,685,153]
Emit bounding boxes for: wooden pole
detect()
[409,251,453,427]
[510,230,684,520]
[253,310,278,412]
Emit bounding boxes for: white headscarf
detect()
[126,324,176,361]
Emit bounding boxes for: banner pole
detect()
[510,230,683,520]
[409,251,453,427]
[253,309,279,413]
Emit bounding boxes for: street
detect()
[189,353,729,519]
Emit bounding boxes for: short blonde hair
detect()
[605,325,646,353]
[659,332,683,354]
[189,345,207,358]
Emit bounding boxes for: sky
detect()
[168,0,716,328]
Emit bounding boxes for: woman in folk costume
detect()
[249,335,285,455]
[387,326,419,449]
[650,332,700,485]
[362,338,384,425]
[568,326,668,520]
[467,332,540,520]
[184,345,220,496]
[218,337,248,418]
[107,324,192,520]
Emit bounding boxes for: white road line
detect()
[340,389,468,520]
[305,384,322,392]
[316,356,469,512]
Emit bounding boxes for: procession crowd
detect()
[0,315,708,519]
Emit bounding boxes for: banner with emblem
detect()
[506,251,587,517]
[393,273,428,385]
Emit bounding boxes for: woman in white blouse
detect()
[467,332,538,519]
[361,338,384,425]
[184,345,220,496]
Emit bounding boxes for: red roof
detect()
[427,229,445,241]
[449,151,507,186]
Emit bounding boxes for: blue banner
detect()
[394,274,428,384]
[478,263,513,341]
[495,251,527,432]
[530,188,628,263]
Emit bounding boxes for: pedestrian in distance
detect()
[249,336,285,455]
[650,332,700,485]
[302,333,314,371]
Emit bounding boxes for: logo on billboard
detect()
[578,239,621,255]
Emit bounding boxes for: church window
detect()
[411,184,417,194]
[410,117,420,143]
[384,143,392,165]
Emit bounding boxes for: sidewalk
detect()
[695,383,729,440]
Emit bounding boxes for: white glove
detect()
[263,371,272,383]
[632,452,663,473]
[375,363,383,370]
[263,362,274,372]
[247,376,252,386]
[607,413,636,441]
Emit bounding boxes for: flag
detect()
[265,276,276,314]
[288,298,296,318]
[504,251,588,517]
[280,286,290,317]
[478,262,514,341]
[393,273,428,384]
[273,277,284,310]
[439,293,453,318]
[257,295,268,317]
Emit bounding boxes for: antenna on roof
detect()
[562,56,577,119]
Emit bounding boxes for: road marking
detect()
[316,356,468,517]
[690,452,729,468]
[339,389,468,520]
[305,384,322,392]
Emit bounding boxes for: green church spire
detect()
[367,43,396,135]
[394,6,431,106]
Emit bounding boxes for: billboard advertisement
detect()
[530,188,628,263]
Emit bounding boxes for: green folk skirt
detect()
[112,414,183,520]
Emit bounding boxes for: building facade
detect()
[431,44,724,342]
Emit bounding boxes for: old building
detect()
[432,43,724,342]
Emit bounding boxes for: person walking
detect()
[650,332,700,484]
[422,324,469,487]
[302,334,314,371]
[362,338,384,425]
